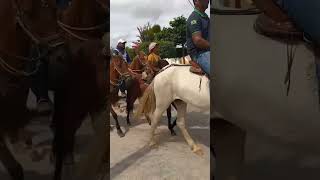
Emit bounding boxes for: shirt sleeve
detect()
[188,15,202,35]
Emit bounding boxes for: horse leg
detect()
[174,100,203,156]
[126,95,133,126]
[148,108,166,147]
[166,105,176,136]
[111,106,124,137]
[53,123,77,180]
[145,115,151,125]
[0,137,24,180]
[76,110,107,180]
[213,118,246,180]
[171,102,177,128]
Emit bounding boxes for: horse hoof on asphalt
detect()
[117,130,125,138]
[192,144,204,156]
[170,130,177,136]
[148,140,157,148]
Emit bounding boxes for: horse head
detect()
[16,0,58,39]
[110,55,133,88]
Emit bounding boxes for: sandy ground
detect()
[110,99,210,180]
[0,91,96,180]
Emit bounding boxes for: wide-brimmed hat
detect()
[118,39,127,44]
[148,42,158,52]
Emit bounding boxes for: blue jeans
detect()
[193,51,210,75]
[276,0,320,45]
[56,0,71,9]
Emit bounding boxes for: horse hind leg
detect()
[174,100,204,156]
[0,136,24,180]
[148,108,165,147]
[111,107,124,137]
[166,105,176,136]
[126,99,132,126]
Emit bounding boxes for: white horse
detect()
[135,64,210,155]
[212,2,320,180]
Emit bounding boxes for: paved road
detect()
[0,91,96,180]
[110,99,210,180]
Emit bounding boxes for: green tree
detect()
[155,16,186,46]
[125,47,135,60]
[137,23,162,42]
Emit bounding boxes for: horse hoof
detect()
[192,145,204,156]
[170,130,177,136]
[148,141,157,148]
[117,131,125,138]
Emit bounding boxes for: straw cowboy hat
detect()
[149,42,158,53]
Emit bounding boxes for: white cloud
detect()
[110,0,210,48]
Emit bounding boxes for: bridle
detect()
[110,57,131,87]
[0,0,55,77]
[57,0,107,41]
[128,56,146,75]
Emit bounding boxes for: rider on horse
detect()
[112,39,131,97]
[114,39,132,64]
[147,42,161,75]
[186,0,210,76]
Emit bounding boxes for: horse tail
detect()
[134,82,156,119]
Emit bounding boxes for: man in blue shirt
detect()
[186,0,210,76]
[114,39,132,64]
[56,0,71,9]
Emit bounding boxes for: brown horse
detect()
[51,0,108,179]
[126,56,178,136]
[110,55,133,137]
[0,0,59,179]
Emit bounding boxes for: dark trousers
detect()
[56,0,71,9]
[31,61,49,101]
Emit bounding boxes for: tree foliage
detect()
[131,15,187,58]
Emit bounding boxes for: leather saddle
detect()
[189,60,206,76]
[254,1,302,41]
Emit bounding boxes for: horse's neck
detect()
[63,0,103,27]
[130,58,142,70]
[110,63,119,81]
[27,5,58,38]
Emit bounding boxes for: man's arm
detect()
[192,32,210,49]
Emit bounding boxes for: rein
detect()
[0,0,52,77]
[57,0,107,41]
[110,60,130,87]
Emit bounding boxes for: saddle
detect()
[189,60,206,76]
[254,1,302,41]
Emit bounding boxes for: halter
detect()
[0,0,53,77]
[128,56,146,75]
[110,58,130,87]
